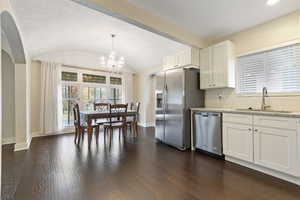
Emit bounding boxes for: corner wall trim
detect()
[14,139,31,152]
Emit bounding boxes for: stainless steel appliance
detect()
[194,112,223,156]
[155,67,204,150]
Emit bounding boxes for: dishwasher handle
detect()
[196,112,221,118]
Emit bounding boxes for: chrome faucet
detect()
[261,87,270,111]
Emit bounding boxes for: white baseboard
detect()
[226,156,300,186]
[14,136,31,152]
[32,129,74,138]
[2,137,15,145]
[138,122,155,128]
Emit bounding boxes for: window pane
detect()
[109,88,122,104]
[94,88,108,103]
[62,71,78,82]
[62,85,79,127]
[80,87,93,110]
[110,77,122,85]
[83,74,106,84]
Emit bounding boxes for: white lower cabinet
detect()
[223,123,253,162]
[223,113,300,179]
[254,127,297,176]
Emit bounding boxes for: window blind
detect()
[238,44,300,94]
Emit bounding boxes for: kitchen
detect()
[2,0,300,199]
[154,6,300,188]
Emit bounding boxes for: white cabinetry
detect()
[254,127,297,175]
[223,113,299,177]
[163,47,200,70]
[200,40,235,89]
[223,123,253,162]
[253,115,298,176]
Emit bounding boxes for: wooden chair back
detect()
[94,103,109,111]
[109,104,128,125]
[130,102,140,121]
[73,103,81,127]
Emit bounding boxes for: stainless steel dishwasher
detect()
[194,112,223,156]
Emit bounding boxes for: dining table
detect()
[80,109,137,148]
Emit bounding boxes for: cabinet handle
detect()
[254,129,258,132]
[248,128,252,131]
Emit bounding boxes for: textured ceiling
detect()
[127,0,300,40]
[10,0,189,72]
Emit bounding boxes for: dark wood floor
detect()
[2,127,300,200]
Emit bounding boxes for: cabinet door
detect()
[254,127,297,175]
[212,42,228,88]
[223,123,253,162]
[200,47,212,89]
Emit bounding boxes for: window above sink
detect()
[237,43,300,95]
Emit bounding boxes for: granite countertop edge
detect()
[190,107,300,118]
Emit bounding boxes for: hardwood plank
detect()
[2,127,300,200]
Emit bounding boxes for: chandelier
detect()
[100,34,125,71]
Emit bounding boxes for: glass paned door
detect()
[62,85,79,127]
[109,88,122,104]
[81,87,108,110]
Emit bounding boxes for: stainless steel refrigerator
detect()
[155,67,205,150]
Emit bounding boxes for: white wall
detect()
[134,70,157,127]
[1,50,15,144]
[205,10,300,111]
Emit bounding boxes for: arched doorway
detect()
[1,11,27,150]
[1,9,29,198]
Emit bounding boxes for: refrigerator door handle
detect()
[165,84,168,111]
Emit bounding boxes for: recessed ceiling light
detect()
[267,0,280,6]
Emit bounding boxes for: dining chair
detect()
[103,104,128,142]
[127,102,140,136]
[73,103,100,144]
[93,103,110,126]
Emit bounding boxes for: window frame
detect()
[236,43,300,97]
[60,67,124,128]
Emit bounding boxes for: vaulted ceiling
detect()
[10,0,189,72]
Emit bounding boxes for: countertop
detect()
[190,107,300,118]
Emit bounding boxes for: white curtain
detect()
[40,61,62,134]
[122,72,134,104]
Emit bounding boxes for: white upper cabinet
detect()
[200,47,212,89]
[163,47,200,70]
[200,40,235,89]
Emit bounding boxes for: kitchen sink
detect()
[235,108,292,113]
